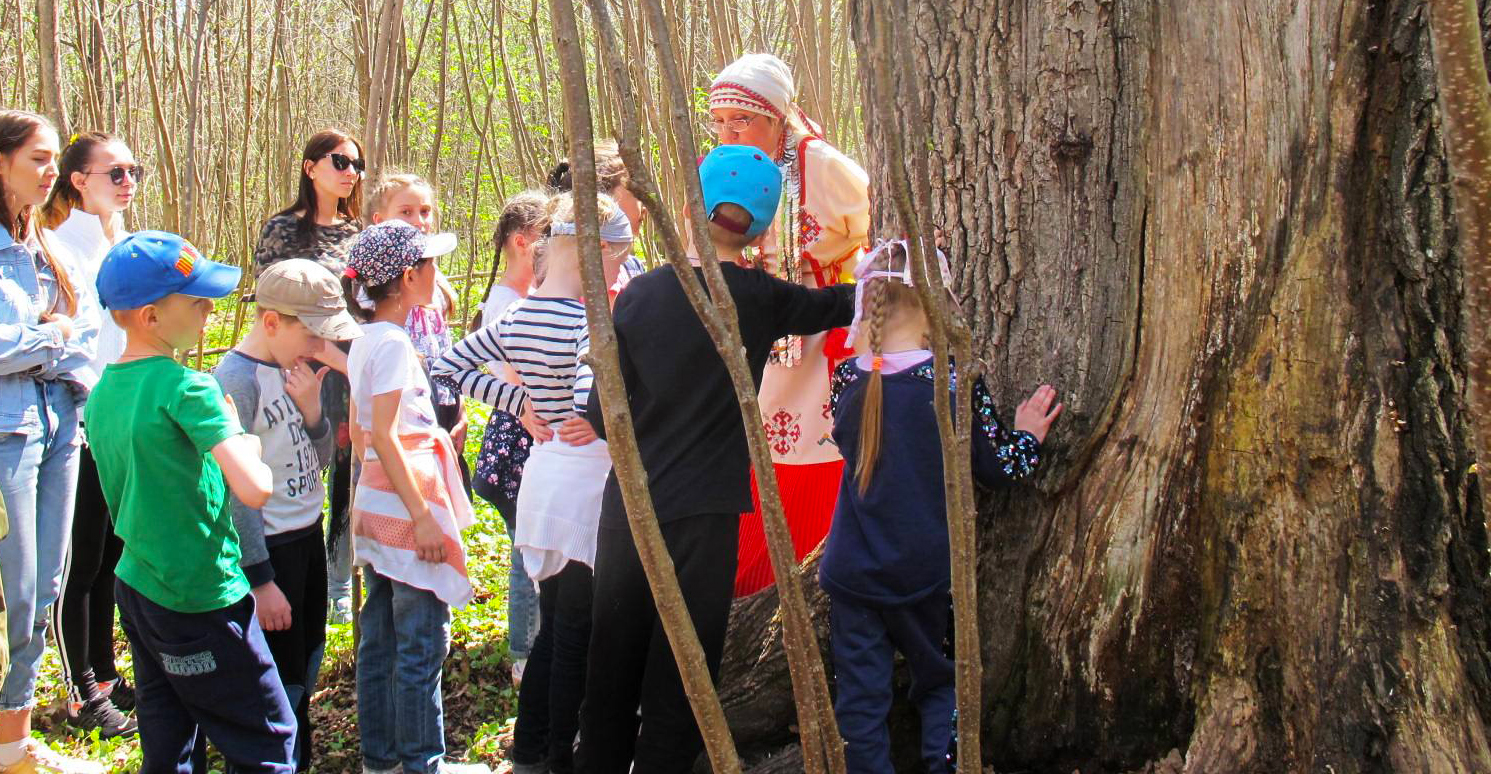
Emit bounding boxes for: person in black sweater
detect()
[821,240,1061,773]
[576,146,854,774]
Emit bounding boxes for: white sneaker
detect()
[0,739,106,774]
[330,595,354,624]
[511,658,526,688]
[435,762,492,774]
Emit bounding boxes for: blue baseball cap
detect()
[700,145,781,239]
[97,230,242,310]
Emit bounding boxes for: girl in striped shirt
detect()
[432,192,633,774]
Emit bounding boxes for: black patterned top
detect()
[829,357,1040,481]
[252,212,361,275]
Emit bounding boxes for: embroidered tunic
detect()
[753,135,870,465]
[733,133,870,597]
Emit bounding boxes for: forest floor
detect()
[29,400,523,773]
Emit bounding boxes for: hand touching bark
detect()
[1014,384,1062,444]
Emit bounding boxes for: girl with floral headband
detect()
[341,220,489,774]
[820,239,1061,773]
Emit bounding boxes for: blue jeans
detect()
[496,501,538,661]
[357,568,452,773]
[0,380,80,710]
[326,454,355,602]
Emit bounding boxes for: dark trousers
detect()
[52,444,124,705]
[577,514,739,774]
[513,560,593,773]
[116,580,295,774]
[829,593,955,774]
[263,528,328,772]
[432,395,471,497]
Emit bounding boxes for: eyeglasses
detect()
[324,153,366,174]
[702,115,759,135]
[84,165,145,186]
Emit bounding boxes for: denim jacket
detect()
[0,226,99,436]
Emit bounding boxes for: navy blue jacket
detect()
[819,356,1041,606]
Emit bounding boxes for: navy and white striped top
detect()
[430,296,592,422]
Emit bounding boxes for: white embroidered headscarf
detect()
[710,53,796,121]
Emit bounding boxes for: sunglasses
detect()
[85,165,145,186]
[324,152,366,174]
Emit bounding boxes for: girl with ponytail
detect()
[467,189,550,686]
[817,239,1061,774]
[41,129,142,739]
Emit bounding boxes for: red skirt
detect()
[733,459,845,597]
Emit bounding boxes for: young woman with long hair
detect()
[254,129,367,623]
[0,109,105,774]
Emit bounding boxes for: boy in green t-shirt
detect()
[85,231,295,773]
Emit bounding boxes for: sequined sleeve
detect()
[829,359,860,417]
[971,376,1041,485]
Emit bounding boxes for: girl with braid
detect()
[469,190,550,685]
[819,239,1062,774]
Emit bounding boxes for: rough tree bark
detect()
[36,0,67,134]
[720,0,1491,771]
[1427,1,1491,496]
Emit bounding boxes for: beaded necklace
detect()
[755,131,810,367]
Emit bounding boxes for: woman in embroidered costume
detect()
[706,53,870,597]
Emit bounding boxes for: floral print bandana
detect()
[345,220,427,286]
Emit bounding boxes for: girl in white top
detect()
[37,131,141,736]
[431,192,632,774]
[341,220,487,774]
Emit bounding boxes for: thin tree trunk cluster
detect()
[0,0,859,337]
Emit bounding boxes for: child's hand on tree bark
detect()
[1014,384,1062,444]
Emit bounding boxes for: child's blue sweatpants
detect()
[116,579,296,774]
[830,591,955,774]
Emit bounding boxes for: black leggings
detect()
[513,560,593,773]
[52,444,124,705]
[578,514,739,774]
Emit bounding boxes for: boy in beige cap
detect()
[212,258,362,771]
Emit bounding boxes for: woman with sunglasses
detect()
[38,131,143,740]
[254,128,366,628]
[254,129,366,273]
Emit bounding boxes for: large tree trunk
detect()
[720,0,1491,770]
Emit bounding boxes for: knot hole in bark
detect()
[1051,130,1094,164]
